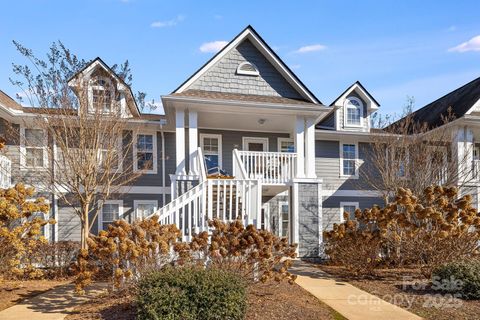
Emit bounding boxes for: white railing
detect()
[196,147,207,182]
[152,178,261,242]
[237,150,297,184]
[0,155,11,189]
[473,160,480,181]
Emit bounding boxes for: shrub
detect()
[0,183,54,279]
[432,260,480,300]
[174,219,298,284]
[75,217,180,293]
[36,241,80,278]
[324,186,480,277]
[136,267,247,320]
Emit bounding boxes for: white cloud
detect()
[448,35,480,53]
[151,15,185,28]
[199,41,228,53]
[294,44,327,53]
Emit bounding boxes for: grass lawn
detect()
[66,281,346,320]
[0,279,70,311]
[318,265,480,320]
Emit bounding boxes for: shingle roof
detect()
[0,90,22,110]
[388,76,480,130]
[171,89,317,105]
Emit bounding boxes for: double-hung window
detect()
[134,200,158,219]
[340,202,359,222]
[341,143,357,176]
[23,128,46,168]
[344,97,363,127]
[200,134,222,172]
[99,200,122,231]
[135,133,157,173]
[90,78,113,113]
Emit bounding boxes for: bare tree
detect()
[10,42,149,249]
[363,101,471,203]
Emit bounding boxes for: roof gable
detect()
[174,26,321,104]
[330,81,380,109]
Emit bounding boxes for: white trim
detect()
[133,200,158,220]
[242,137,269,151]
[98,199,124,231]
[200,133,223,168]
[236,62,260,76]
[343,96,363,128]
[466,98,480,115]
[116,186,171,194]
[261,202,270,231]
[20,126,48,170]
[332,83,379,111]
[174,27,319,104]
[278,200,289,238]
[321,189,383,197]
[277,137,294,152]
[340,201,359,223]
[133,132,158,174]
[339,142,359,179]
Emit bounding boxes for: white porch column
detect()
[295,115,305,178]
[188,110,198,175]
[305,117,317,179]
[175,108,186,175]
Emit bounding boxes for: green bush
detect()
[136,267,247,320]
[432,260,480,299]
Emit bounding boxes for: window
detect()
[236,62,259,76]
[98,136,121,171]
[341,143,357,176]
[22,128,46,168]
[134,133,157,173]
[134,200,158,219]
[90,77,114,113]
[278,138,295,153]
[99,200,123,231]
[344,97,363,126]
[340,202,359,222]
[200,134,222,171]
[279,202,289,239]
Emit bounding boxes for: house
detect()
[0,25,477,258]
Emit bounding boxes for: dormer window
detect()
[236,62,259,76]
[344,97,363,126]
[89,77,114,113]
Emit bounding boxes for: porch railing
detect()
[236,150,297,184]
[0,155,11,189]
[473,160,480,180]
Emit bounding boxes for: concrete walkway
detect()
[291,262,423,320]
[0,283,107,320]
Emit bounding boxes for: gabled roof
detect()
[0,90,22,110]
[68,57,141,117]
[173,25,321,104]
[388,76,480,130]
[330,81,380,108]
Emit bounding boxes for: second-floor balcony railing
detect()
[235,150,297,185]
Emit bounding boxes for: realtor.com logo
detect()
[347,275,464,311]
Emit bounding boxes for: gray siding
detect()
[199,129,289,175]
[322,196,383,230]
[315,140,379,191]
[189,39,303,99]
[58,206,81,241]
[337,92,369,132]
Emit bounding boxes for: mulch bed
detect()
[0,279,70,311]
[318,264,480,320]
[66,281,344,320]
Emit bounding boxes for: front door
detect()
[243,137,268,152]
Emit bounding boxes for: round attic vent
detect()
[236,62,259,76]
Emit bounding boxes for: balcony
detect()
[234,150,297,185]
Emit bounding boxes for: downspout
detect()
[161,130,166,206]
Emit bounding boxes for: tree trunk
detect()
[80,202,90,250]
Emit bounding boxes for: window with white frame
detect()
[279,201,289,239]
[134,133,157,173]
[200,134,222,171]
[134,200,158,219]
[22,128,46,168]
[340,202,359,222]
[90,77,114,113]
[278,138,295,153]
[344,97,363,126]
[98,136,120,171]
[99,200,122,231]
[341,143,357,176]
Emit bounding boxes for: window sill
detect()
[134,169,158,175]
[339,174,359,180]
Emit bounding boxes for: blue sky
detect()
[1,0,480,115]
